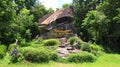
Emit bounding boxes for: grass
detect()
[0,53,120,67]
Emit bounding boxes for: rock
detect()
[67,46,74,50]
[57,39,80,58]
[57,47,69,58]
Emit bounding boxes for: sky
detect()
[38,0,73,10]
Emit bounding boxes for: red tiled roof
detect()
[38,7,73,25]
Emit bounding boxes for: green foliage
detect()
[90,43,103,52]
[0,45,7,59]
[57,58,68,63]
[10,53,24,63]
[8,44,24,63]
[1,54,120,67]
[2,52,24,64]
[67,36,85,49]
[90,43,104,56]
[67,52,96,63]
[20,47,50,63]
[14,0,37,12]
[68,36,77,45]
[19,39,30,47]
[49,52,59,61]
[82,0,120,53]
[30,38,43,47]
[81,43,91,52]
[33,37,43,44]
[13,8,33,40]
[77,38,85,45]
[0,1,52,45]
[62,4,70,8]
[83,10,108,41]
[47,8,54,13]
[8,44,15,51]
[31,3,54,22]
[43,39,59,46]
[72,0,103,41]
[113,8,120,23]
[0,0,16,44]
[1,52,11,64]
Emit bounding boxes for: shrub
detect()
[8,44,24,63]
[8,44,15,51]
[10,53,24,63]
[91,50,103,57]
[76,39,84,48]
[9,43,20,52]
[57,58,68,63]
[90,43,104,56]
[81,43,91,52]
[67,52,96,63]
[2,52,11,64]
[67,36,77,45]
[43,39,59,46]
[30,42,42,47]
[0,45,7,59]
[16,35,30,47]
[34,37,43,44]
[77,38,85,44]
[2,52,24,64]
[19,39,30,47]
[49,52,59,61]
[90,43,103,51]
[30,38,43,47]
[20,47,49,63]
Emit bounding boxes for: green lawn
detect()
[0,53,120,67]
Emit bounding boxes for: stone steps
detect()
[57,45,80,58]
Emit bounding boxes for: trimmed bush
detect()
[76,39,84,49]
[0,45,7,59]
[67,52,96,63]
[91,50,103,57]
[43,39,59,46]
[49,52,59,61]
[67,36,77,45]
[90,43,103,51]
[90,43,104,56]
[20,47,49,63]
[30,42,42,47]
[30,38,43,47]
[81,43,91,52]
[34,37,43,44]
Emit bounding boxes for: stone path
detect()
[57,45,80,59]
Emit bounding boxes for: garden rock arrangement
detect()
[57,45,80,58]
[57,38,80,58]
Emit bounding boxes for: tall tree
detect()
[14,0,37,13]
[96,0,120,52]
[31,3,54,22]
[82,10,109,43]
[82,0,120,52]
[72,0,103,41]
[0,0,16,44]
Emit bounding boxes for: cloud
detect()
[39,0,58,10]
[39,0,72,10]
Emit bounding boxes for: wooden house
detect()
[38,7,77,39]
